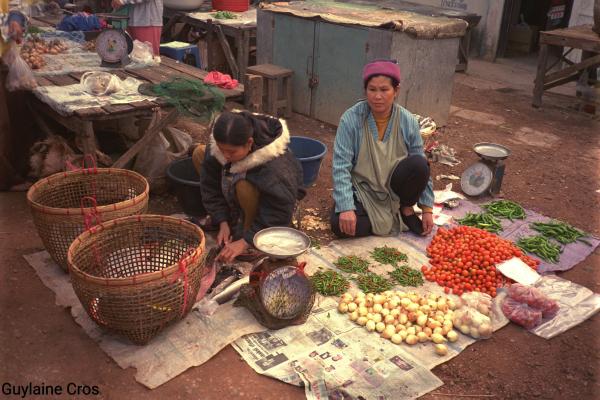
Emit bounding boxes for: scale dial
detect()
[96,29,131,64]
[461,161,494,196]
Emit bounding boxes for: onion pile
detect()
[338,290,461,356]
[20,37,68,70]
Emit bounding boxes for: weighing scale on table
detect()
[95,14,133,68]
[460,142,511,197]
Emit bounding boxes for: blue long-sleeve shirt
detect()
[332,100,434,213]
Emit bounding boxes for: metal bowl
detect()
[259,266,313,320]
[473,142,511,161]
[253,227,310,259]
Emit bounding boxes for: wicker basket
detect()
[27,168,149,271]
[67,215,206,345]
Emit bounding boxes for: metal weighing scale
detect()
[460,142,511,196]
[95,14,133,67]
[233,227,315,330]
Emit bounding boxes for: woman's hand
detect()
[421,212,434,236]
[8,20,23,44]
[216,221,231,246]
[217,239,249,263]
[339,210,357,236]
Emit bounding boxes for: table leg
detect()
[533,43,549,108]
[79,121,97,167]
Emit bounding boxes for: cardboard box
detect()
[508,24,540,53]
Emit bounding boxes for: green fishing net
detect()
[140,78,225,120]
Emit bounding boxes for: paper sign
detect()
[496,257,541,286]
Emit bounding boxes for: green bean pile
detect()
[516,235,562,263]
[388,265,424,287]
[310,270,350,296]
[334,255,370,273]
[355,273,393,294]
[371,246,408,266]
[456,212,503,233]
[531,221,591,245]
[482,200,526,221]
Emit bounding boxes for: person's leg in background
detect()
[330,197,373,238]
[128,26,162,56]
[389,154,430,234]
[0,66,15,190]
[234,180,260,231]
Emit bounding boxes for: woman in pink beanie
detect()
[330,60,434,238]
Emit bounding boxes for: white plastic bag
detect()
[130,40,159,66]
[132,127,193,192]
[4,44,38,91]
[81,71,122,96]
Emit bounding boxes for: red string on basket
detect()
[67,154,99,200]
[80,196,103,269]
[170,248,196,318]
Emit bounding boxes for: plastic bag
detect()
[132,127,192,192]
[452,308,493,339]
[130,40,159,66]
[458,292,493,317]
[501,297,543,330]
[508,283,560,319]
[4,44,38,91]
[81,71,122,96]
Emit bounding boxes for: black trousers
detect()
[330,155,430,238]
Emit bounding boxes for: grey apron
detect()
[351,106,408,235]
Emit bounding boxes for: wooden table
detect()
[533,25,600,107]
[163,8,256,81]
[30,58,244,167]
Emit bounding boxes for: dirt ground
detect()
[1,58,599,399]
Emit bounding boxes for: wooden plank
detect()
[30,98,88,133]
[543,73,581,91]
[112,109,179,168]
[101,104,136,115]
[125,67,169,84]
[543,54,600,84]
[35,76,54,86]
[532,44,549,108]
[540,32,600,53]
[237,29,251,80]
[257,9,274,65]
[216,25,240,79]
[244,74,263,113]
[44,74,79,86]
[74,107,109,118]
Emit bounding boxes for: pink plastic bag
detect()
[501,297,543,330]
[508,283,559,319]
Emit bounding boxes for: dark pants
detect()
[330,155,430,238]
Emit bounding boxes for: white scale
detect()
[461,142,511,197]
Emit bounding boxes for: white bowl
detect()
[163,0,206,11]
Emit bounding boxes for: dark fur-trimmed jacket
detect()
[199,111,306,244]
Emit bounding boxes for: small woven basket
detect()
[67,215,206,345]
[27,168,149,271]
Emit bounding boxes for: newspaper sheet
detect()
[23,250,266,389]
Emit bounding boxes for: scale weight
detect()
[461,143,510,197]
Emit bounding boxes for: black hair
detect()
[213,111,254,146]
[364,74,400,89]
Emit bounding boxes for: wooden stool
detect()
[246,64,293,118]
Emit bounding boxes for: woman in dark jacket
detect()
[198,111,305,262]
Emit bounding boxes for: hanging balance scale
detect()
[234,227,315,330]
[95,14,133,67]
[461,143,511,196]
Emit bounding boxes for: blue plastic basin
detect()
[289,136,327,187]
[166,157,206,216]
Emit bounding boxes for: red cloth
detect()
[127,26,162,56]
[204,71,239,89]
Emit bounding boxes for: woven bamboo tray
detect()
[67,215,206,345]
[27,168,149,271]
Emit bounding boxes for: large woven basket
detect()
[67,215,206,345]
[27,168,149,271]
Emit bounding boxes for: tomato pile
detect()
[421,226,540,297]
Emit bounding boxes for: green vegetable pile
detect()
[334,255,370,273]
[482,200,526,221]
[516,235,562,263]
[388,265,424,287]
[355,273,393,294]
[371,246,408,266]
[310,270,349,296]
[531,220,591,245]
[456,212,503,233]
[212,11,237,19]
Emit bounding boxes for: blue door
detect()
[272,13,316,116]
